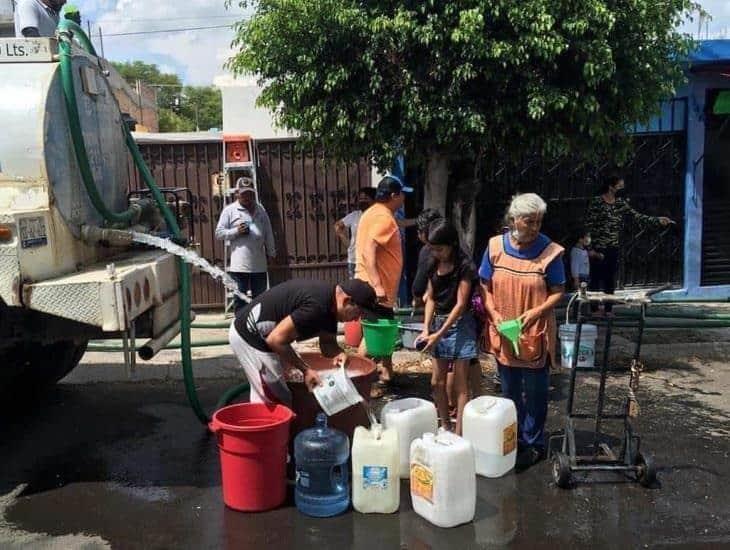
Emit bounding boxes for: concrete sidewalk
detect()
[68,311,730,386]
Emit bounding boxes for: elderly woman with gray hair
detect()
[479,193,566,469]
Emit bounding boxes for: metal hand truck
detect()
[548,284,670,488]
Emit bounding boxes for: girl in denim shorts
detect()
[417,220,478,435]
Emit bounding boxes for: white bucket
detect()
[313,365,363,416]
[558,323,598,368]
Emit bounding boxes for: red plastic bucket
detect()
[209,403,295,512]
[344,320,362,347]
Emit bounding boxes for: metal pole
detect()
[566,298,583,415]
[136,79,144,127]
[98,26,105,58]
[593,316,613,454]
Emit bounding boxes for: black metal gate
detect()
[474,132,686,288]
[248,140,372,286]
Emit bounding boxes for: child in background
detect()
[417,220,478,435]
[570,228,591,290]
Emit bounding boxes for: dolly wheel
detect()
[636,452,657,487]
[552,452,572,489]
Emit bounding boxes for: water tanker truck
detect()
[0,30,186,393]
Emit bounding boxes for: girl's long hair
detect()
[427,220,460,262]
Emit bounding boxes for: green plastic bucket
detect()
[361,319,401,357]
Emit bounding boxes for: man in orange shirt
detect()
[355,175,413,383]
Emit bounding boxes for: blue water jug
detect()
[294,413,350,517]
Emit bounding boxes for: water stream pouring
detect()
[130,232,251,305]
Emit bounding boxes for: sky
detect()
[77,0,730,87]
[81,0,246,85]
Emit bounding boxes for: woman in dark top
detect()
[417,220,478,435]
[584,174,673,313]
[411,208,443,306]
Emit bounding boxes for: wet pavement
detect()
[1,356,729,549]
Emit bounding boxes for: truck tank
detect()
[0,37,181,391]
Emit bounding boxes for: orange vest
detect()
[485,234,564,368]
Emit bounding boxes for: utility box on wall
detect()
[0,0,14,38]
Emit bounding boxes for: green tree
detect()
[177,86,223,132]
[227,0,699,249]
[158,108,195,133]
[112,61,222,132]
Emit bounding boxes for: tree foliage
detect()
[112,61,223,132]
[227,0,698,168]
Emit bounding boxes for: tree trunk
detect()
[423,151,482,255]
[452,178,480,255]
[423,152,449,215]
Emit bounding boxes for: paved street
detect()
[1,327,730,549]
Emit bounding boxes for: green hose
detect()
[57,22,247,424]
[58,19,97,55]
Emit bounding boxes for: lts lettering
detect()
[4,43,28,57]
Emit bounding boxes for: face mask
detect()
[357,201,370,210]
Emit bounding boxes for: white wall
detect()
[214,74,297,139]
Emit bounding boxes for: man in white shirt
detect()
[215,177,276,309]
[333,187,375,278]
[14,0,65,37]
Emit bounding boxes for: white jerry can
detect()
[462,396,518,478]
[381,398,438,478]
[409,429,476,528]
[351,424,400,514]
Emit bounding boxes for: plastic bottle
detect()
[410,429,476,528]
[462,396,518,478]
[351,423,400,513]
[294,413,350,517]
[381,398,439,478]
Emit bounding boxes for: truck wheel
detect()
[0,340,88,393]
[46,340,88,383]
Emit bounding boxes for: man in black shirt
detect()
[229,278,378,405]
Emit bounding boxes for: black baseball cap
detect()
[339,279,378,312]
[375,175,414,199]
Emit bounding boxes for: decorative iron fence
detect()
[474,131,686,288]
[128,138,371,307]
